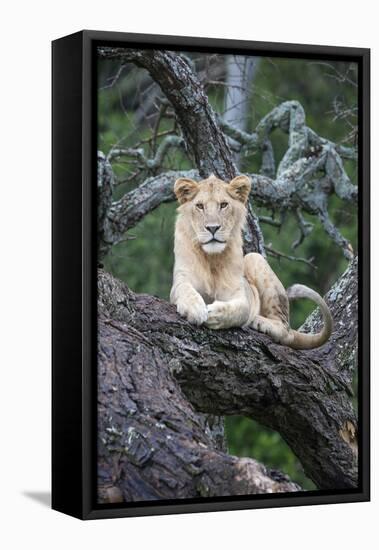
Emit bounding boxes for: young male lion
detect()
[170,174,332,349]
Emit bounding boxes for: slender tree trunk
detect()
[224,55,259,165]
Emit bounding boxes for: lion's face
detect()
[174,174,251,254]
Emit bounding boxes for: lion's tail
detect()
[287,284,333,350]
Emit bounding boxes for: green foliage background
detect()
[98,54,358,490]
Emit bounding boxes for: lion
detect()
[169,174,332,349]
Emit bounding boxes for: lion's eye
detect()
[196,203,204,210]
[220,202,228,209]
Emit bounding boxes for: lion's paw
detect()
[177,297,208,325]
[205,301,229,330]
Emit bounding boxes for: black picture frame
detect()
[52,30,370,520]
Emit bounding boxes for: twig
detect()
[292,209,313,249]
[266,244,317,270]
[258,215,282,228]
[100,64,127,90]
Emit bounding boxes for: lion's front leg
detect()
[170,281,208,325]
[205,300,246,329]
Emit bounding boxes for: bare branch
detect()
[292,209,313,249]
[317,210,354,260]
[99,169,197,257]
[100,63,127,90]
[221,101,357,164]
[98,161,355,260]
[266,243,316,269]
[107,135,185,170]
[258,215,282,227]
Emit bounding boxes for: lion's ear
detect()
[228,175,251,204]
[174,178,199,204]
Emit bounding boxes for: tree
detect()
[96,47,358,502]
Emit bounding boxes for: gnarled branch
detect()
[220,101,357,259]
[98,161,355,261]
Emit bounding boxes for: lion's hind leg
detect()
[243,253,293,345]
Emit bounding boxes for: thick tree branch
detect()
[99,169,198,256]
[98,317,301,503]
[107,135,185,170]
[98,258,358,491]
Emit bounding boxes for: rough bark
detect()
[98,317,301,503]
[98,258,358,496]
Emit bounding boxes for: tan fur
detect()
[170,174,332,349]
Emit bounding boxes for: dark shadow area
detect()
[22,491,51,508]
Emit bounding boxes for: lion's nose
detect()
[206,224,221,236]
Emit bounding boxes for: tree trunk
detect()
[224,55,259,165]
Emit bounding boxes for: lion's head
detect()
[174,174,251,254]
